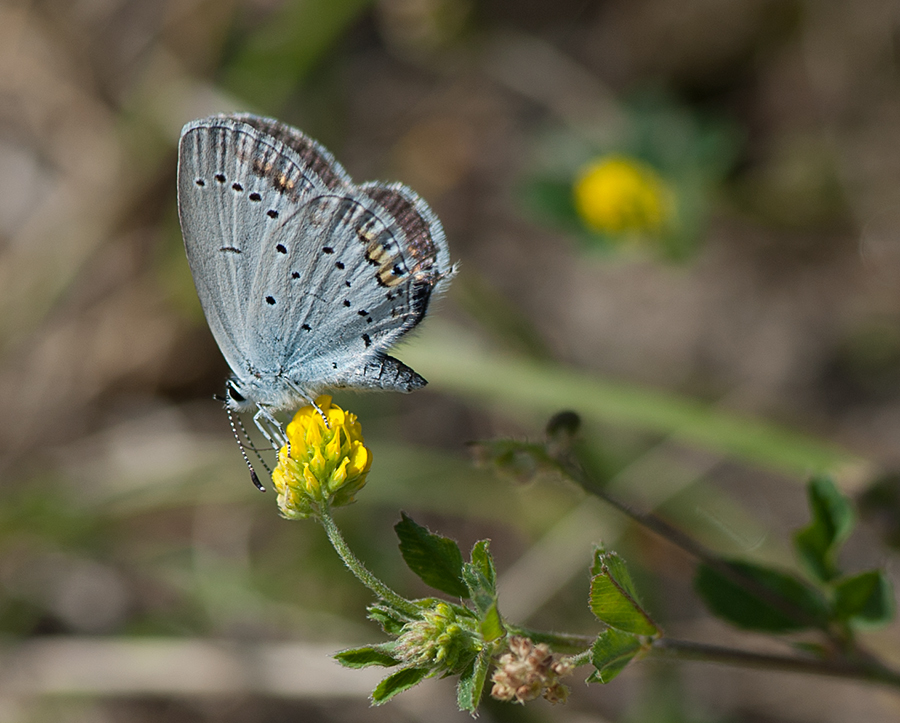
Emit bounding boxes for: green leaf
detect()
[371,667,430,705]
[462,544,498,618]
[367,604,410,636]
[833,570,895,627]
[589,550,658,635]
[462,562,497,617]
[470,539,497,589]
[457,649,492,714]
[793,476,855,582]
[395,513,468,598]
[590,546,605,577]
[479,602,505,642]
[334,645,400,669]
[694,560,829,633]
[589,628,644,683]
[591,547,640,598]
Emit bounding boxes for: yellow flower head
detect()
[573,155,673,236]
[272,395,373,519]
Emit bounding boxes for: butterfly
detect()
[177,114,454,485]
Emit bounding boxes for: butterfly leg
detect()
[284,379,330,428]
[253,405,287,451]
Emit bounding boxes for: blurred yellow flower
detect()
[573,156,672,236]
[272,395,373,519]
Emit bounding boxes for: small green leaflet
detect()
[334,645,400,669]
[793,476,855,583]
[457,649,492,714]
[371,667,431,705]
[395,513,469,598]
[589,548,658,636]
[694,560,828,633]
[588,628,644,683]
[833,570,894,627]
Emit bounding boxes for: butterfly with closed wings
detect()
[177,114,455,488]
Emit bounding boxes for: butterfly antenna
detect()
[227,409,266,492]
[235,414,274,475]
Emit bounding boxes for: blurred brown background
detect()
[1,0,900,721]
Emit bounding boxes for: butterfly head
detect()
[224,378,255,413]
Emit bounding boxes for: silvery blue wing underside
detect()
[177,114,454,412]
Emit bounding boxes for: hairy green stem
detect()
[318,505,420,619]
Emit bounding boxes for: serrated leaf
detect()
[457,648,492,713]
[589,551,658,635]
[367,604,410,636]
[395,513,469,598]
[479,602,505,642]
[793,476,855,582]
[694,560,828,632]
[335,645,400,669]
[589,628,643,683]
[591,548,641,598]
[590,546,606,577]
[833,570,895,627]
[463,541,497,615]
[371,667,430,705]
[462,563,497,617]
[470,539,496,589]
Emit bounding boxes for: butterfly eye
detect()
[227,383,246,403]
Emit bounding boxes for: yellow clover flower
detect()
[272,395,373,519]
[573,155,673,236]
